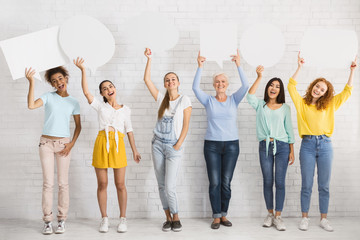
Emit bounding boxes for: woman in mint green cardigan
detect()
[247,66,295,231]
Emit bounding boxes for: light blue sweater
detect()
[192,67,249,141]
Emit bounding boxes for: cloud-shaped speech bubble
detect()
[300,28,358,69]
[0,26,69,81]
[240,23,285,68]
[121,13,179,52]
[59,15,115,75]
[200,23,238,69]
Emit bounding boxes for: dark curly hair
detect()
[44,66,69,85]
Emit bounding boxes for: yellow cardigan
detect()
[287,78,352,138]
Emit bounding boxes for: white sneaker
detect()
[99,217,109,233]
[299,217,310,231]
[273,216,286,231]
[262,213,274,227]
[320,218,334,232]
[117,217,127,233]
[55,220,65,234]
[42,222,53,235]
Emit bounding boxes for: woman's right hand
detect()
[197,51,206,68]
[298,51,305,68]
[73,57,85,71]
[256,65,264,78]
[144,48,152,59]
[25,67,36,83]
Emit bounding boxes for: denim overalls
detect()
[152,96,184,214]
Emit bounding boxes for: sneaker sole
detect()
[117,230,127,233]
[172,228,182,232]
[299,227,308,231]
[262,224,272,227]
[55,231,65,234]
[162,228,171,232]
[99,230,108,233]
[42,232,53,235]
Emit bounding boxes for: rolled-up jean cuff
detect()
[221,212,227,217]
[213,213,222,218]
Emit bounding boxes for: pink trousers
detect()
[39,136,71,222]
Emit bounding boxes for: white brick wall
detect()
[0,0,359,219]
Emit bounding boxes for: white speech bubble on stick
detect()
[200,23,237,68]
[240,23,285,68]
[300,29,358,69]
[122,13,179,52]
[0,26,69,81]
[59,15,115,75]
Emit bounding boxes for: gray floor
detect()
[0,217,359,240]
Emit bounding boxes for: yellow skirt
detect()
[92,130,127,169]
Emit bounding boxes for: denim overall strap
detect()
[170,96,184,116]
[153,96,183,144]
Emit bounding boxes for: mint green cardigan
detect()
[247,93,295,155]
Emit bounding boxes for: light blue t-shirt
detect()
[192,67,249,141]
[40,92,80,138]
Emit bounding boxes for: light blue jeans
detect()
[152,137,183,214]
[259,140,290,212]
[300,135,333,214]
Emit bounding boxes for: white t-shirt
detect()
[156,92,192,139]
[91,98,133,134]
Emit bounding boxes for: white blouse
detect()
[91,98,133,152]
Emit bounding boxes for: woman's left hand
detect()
[231,49,241,67]
[288,151,295,165]
[59,142,74,156]
[173,144,181,151]
[133,151,141,163]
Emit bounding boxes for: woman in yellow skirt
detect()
[75,58,141,233]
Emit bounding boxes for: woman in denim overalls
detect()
[144,48,192,232]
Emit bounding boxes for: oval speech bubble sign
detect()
[122,13,179,52]
[240,23,285,68]
[59,15,115,75]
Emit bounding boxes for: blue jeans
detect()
[300,135,333,214]
[259,140,290,212]
[152,138,183,214]
[204,140,239,218]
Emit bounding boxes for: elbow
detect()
[28,105,35,110]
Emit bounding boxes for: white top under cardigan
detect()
[90,98,133,152]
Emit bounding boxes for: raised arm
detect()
[333,57,357,110]
[291,51,304,81]
[25,67,43,110]
[143,48,159,101]
[173,106,192,151]
[248,65,264,94]
[347,56,358,87]
[231,49,250,105]
[74,57,94,104]
[192,51,210,105]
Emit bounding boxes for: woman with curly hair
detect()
[288,52,357,232]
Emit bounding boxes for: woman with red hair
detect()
[288,53,357,232]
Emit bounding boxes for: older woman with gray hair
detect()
[192,50,249,229]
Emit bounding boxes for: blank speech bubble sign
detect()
[240,23,285,68]
[200,23,237,68]
[59,15,115,75]
[122,13,179,52]
[300,28,358,69]
[0,26,68,81]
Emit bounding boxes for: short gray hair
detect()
[212,72,229,83]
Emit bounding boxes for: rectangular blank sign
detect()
[300,28,358,69]
[0,26,69,80]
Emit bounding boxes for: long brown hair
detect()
[303,78,334,110]
[158,72,179,119]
